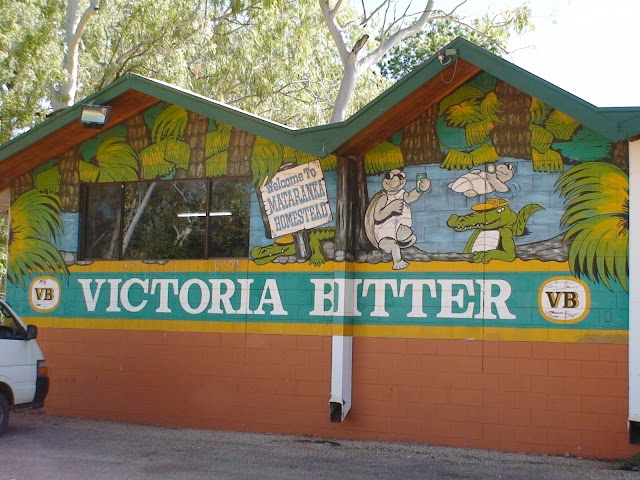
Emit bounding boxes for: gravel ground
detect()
[0,411,637,480]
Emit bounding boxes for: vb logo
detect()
[29,276,61,312]
[538,277,589,324]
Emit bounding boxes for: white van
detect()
[0,298,49,435]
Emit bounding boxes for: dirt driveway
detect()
[0,412,636,480]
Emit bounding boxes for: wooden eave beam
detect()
[335,60,482,157]
[0,90,162,192]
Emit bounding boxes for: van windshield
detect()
[0,303,24,340]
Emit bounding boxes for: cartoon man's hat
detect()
[471,198,509,211]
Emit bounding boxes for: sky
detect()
[372,0,640,107]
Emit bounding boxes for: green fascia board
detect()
[2,36,640,168]
[0,74,339,164]
[320,37,632,148]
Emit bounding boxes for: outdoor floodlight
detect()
[80,104,112,129]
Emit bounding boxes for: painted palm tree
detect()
[555,162,628,291]
[136,104,190,179]
[79,137,139,183]
[8,190,69,288]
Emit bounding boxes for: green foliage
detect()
[529,98,550,125]
[151,105,188,143]
[80,0,368,128]
[441,148,473,170]
[555,162,628,291]
[553,128,613,162]
[139,139,190,179]
[378,6,533,79]
[93,137,139,182]
[545,110,580,140]
[471,143,499,166]
[34,166,61,194]
[0,0,66,143]
[251,137,284,188]
[8,189,68,288]
[531,148,563,172]
[364,141,404,175]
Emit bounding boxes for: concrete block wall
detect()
[38,329,632,458]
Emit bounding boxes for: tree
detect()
[319,0,532,122]
[0,0,66,143]
[379,6,532,80]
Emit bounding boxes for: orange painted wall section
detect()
[39,328,631,458]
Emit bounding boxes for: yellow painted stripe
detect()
[69,258,570,274]
[24,316,626,344]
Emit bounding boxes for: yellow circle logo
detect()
[29,276,61,313]
[538,277,590,324]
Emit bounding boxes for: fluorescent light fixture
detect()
[177,212,232,218]
[80,104,112,129]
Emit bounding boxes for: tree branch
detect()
[359,0,435,72]
[318,0,350,65]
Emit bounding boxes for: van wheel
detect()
[0,392,9,436]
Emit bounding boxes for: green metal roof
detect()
[1,36,639,167]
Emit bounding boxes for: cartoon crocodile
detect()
[251,227,336,266]
[446,198,543,263]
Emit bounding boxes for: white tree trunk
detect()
[320,0,435,124]
[330,62,359,123]
[51,0,100,110]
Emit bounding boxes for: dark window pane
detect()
[83,184,122,259]
[208,179,251,258]
[123,180,207,260]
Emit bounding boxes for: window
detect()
[81,178,251,261]
[0,302,23,340]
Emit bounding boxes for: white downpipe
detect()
[329,277,356,422]
[330,335,353,422]
[629,139,640,422]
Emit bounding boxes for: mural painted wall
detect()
[6,72,629,344]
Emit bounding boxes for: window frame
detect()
[79,176,252,261]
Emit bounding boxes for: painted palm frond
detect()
[545,110,580,140]
[555,162,628,291]
[79,160,100,183]
[251,137,283,188]
[292,149,316,166]
[553,127,613,162]
[151,105,188,143]
[206,151,228,177]
[531,148,563,172]
[465,120,494,147]
[319,154,337,171]
[479,92,502,124]
[206,127,231,157]
[471,143,499,166]
[95,137,139,182]
[10,190,63,241]
[441,148,473,170]
[529,125,554,154]
[529,98,550,125]
[34,166,60,194]
[438,86,484,116]
[8,190,68,288]
[444,99,484,128]
[564,215,628,291]
[139,139,190,179]
[436,116,468,153]
[8,238,68,289]
[205,127,231,177]
[364,141,403,175]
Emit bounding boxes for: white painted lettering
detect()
[399,279,437,318]
[436,280,475,318]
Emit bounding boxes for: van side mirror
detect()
[26,325,38,340]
